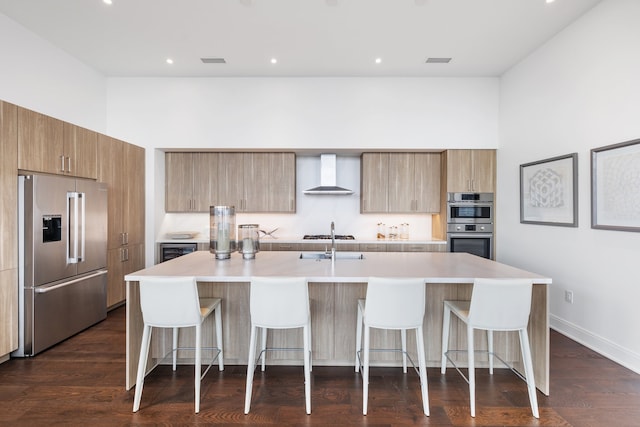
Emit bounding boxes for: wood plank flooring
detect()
[0,306,639,426]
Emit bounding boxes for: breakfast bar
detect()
[125,251,552,394]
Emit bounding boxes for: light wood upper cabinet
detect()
[361,153,389,213]
[97,135,125,249]
[165,152,218,212]
[361,152,440,213]
[17,107,96,178]
[125,143,145,246]
[17,107,64,174]
[166,152,295,213]
[62,122,97,179]
[445,149,495,193]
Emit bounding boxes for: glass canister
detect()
[210,206,236,260]
[377,223,386,240]
[400,223,410,240]
[238,224,260,260]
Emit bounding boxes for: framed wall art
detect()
[520,153,578,227]
[591,138,640,232]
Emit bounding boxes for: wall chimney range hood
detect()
[303,154,353,195]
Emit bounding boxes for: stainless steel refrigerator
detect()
[13,174,108,357]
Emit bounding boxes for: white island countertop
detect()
[125,250,551,284]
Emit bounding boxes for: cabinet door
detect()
[0,101,17,271]
[193,153,218,212]
[217,153,245,210]
[97,135,125,249]
[268,153,295,212]
[388,153,415,213]
[361,153,389,213]
[165,152,194,212]
[446,150,473,192]
[125,143,145,245]
[471,149,496,193]
[414,153,441,213]
[62,123,97,179]
[17,107,64,174]
[106,248,125,309]
[0,268,18,355]
[243,153,270,212]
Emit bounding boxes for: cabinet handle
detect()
[60,155,65,173]
[66,157,72,173]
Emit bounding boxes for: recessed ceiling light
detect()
[270,58,278,64]
[426,57,452,64]
[375,58,382,64]
[166,58,174,64]
[546,0,555,3]
[103,0,112,5]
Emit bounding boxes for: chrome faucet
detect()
[331,221,336,260]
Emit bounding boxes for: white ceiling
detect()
[0,0,601,78]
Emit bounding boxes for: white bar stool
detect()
[440,277,539,418]
[355,277,429,416]
[244,276,312,415]
[132,276,224,413]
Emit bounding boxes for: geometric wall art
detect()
[520,153,578,227]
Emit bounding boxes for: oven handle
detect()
[447,233,494,238]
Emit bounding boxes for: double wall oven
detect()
[446,192,494,259]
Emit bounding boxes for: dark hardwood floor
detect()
[1,306,639,426]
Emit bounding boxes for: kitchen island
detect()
[125,251,551,394]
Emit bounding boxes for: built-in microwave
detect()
[446,192,494,224]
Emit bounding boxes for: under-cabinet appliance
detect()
[13,175,108,357]
[446,192,494,259]
[447,192,494,224]
[159,242,197,263]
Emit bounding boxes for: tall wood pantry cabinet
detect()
[0,101,18,361]
[98,135,145,308]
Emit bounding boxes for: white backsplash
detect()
[157,156,434,241]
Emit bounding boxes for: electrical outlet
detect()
[564,290,574,304]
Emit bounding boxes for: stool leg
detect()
[355,303,363,372]
[519,328,540,418]
[468,324,476,417]
[215,304,224,371]
[416,326,430,416]
[363,325,371,415]
[441,304,452,374]
[401,329,408,373]
[303,323,311,415]
[172,327,178,371]
[488,330,494,375]
[261,327,267,372]
[133,324,152,412]
[194,323,202,413]
[244,325,258,414]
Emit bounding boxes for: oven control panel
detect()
[447,223,494,233]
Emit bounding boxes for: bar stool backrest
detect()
[364,277,426,329]
[139,276,202,328]
[250,277,310,328]
[468,278,533,331]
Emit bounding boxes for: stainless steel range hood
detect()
[303,154,354,195]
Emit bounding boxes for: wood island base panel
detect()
[125,251,551,394]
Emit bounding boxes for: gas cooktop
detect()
[303,234,355,240]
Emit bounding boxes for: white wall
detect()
[0,14,107,132]
[498,0,640,373]
[105,77,499,262]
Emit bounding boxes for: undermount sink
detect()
[299,252,364,260]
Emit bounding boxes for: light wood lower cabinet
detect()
[0,268,17,360]
[107,244,144,309]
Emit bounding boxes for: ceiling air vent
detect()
[201,57,227,64]
[426,57,452,64]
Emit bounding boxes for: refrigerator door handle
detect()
[67,191,80,264]
[34,269,108,294]
[79,192,85,262]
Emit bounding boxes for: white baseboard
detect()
[550,314,640,375]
